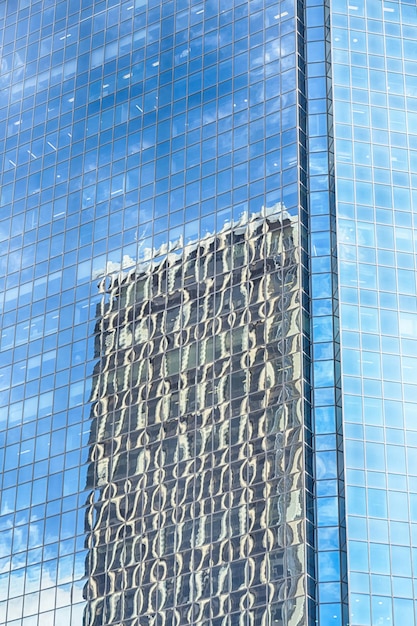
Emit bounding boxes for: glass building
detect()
[333,0,417,624]
[0,0,416,625]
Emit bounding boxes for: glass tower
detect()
[0,0,416,625]
[332,0,417,624]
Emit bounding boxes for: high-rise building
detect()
[332,1,417,624]
[0,1,416,625]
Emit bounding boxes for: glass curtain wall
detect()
[0,1,314,625]
[332,0,417,624]
[305,0,348,623]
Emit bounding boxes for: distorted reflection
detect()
[84,209,305,626]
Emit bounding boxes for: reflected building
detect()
[83,209,308,626]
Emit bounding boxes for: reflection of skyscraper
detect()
[84,210,308,626]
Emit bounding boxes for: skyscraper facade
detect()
[0,1,416,626]
[332,0,417,624]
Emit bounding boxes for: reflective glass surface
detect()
[0,1,312,625]
[332,0,417,623]
[84,212,306,625]
[305,0,348,623]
